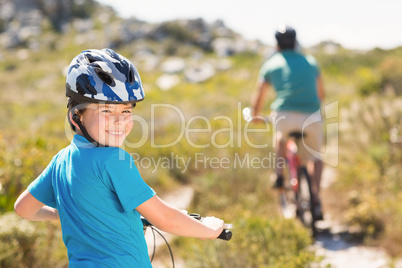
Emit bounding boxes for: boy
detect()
[14,48,224,267]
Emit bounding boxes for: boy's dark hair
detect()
[67,98,88,132]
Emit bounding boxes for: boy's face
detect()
[80,103,134,147]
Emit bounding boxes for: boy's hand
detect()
[200,216,225,239]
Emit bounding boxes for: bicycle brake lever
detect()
[189,213,201,220]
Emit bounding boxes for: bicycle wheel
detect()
[278,164,297,219]
[295,167,316,237]
[278,187,297,219]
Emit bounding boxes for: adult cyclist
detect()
[251,25,325,220]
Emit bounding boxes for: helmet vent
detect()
[86,54,100,64]
[95,68,116,87]
[128,68,136,84]
[104,48,120,60]
[76,74,97,95]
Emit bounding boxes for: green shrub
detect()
[175,217,316,268]
[0,213,39,268]
[337,95,402,256]
[378,57,402,95]
[0,213,67,268]
[345,195,385,240]
[356,67,382,96]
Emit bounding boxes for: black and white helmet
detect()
[66,48,144,104]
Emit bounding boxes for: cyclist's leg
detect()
[274,134,287,188]
[299,114,324,219]
[307,159,323,195]
[271,111,293,188]
[308,159,324,220]
[300,120,324,195]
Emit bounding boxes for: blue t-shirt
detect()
[259,50,321,113]
[28,134,155,267]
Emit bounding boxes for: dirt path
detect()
[144,185,194,268]
[312,167,402,268]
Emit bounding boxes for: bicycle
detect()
[242,107,318,237]
[141,212,233,267]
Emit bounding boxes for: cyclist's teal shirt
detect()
[28,134,155,268]
[259,50,321,113]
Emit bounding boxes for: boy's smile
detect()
[78,103,134,147]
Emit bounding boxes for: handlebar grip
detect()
[189,213,232,241]
[141,217,152,227]
[218,229,232,241]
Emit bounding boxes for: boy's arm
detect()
[251,81,270,119]
[136,195,224,240]
[14,190,59,221]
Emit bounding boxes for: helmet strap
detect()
[72,114,107,147]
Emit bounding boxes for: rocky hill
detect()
[0,0,263,56]
[0,0,346,87]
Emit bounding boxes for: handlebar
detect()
[242,107,270,123]
[141,213,233,241]
[188,213,233,241]
[217,229,233,241]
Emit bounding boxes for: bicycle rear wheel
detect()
[295,167,316,237]
[277,168,297,219]
[278,187,297,219]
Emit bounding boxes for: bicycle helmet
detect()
[66,48,144,147]
[66,48,144,104]
[275,25,296,50]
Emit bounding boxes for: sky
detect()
[96,0,402,50]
